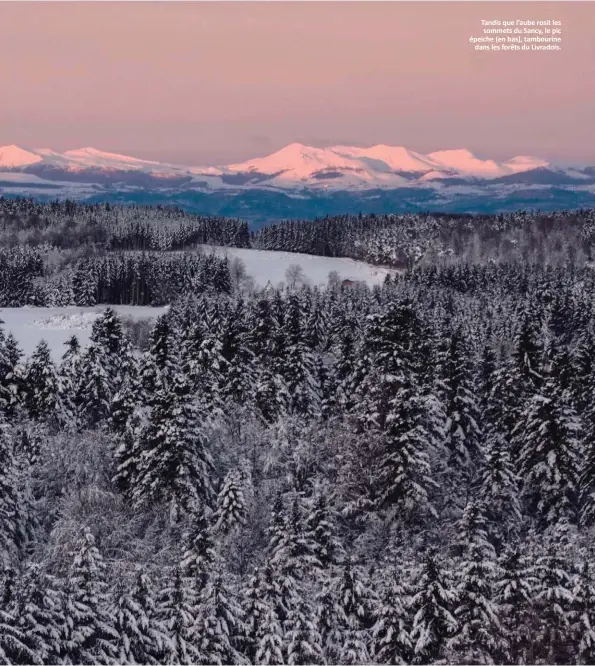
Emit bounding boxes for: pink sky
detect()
[0,1,593,165]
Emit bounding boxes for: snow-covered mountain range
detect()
[1,142,594,223]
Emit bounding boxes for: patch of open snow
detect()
[0,306,167,360]
[35,312,101,330]
[202,246,396,288]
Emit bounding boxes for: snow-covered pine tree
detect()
[241,561,287,665]
[371,567,412,665]
[517,370,581,526]
[351,303,416,432]
[180,504,216,598]
[448,501,506,664]
[214,469,247,533]
[112,411,144,501]
[220,298,256,406]
[512,311,544,394]
[109,339,141,436]
[409,548,458,664]
[0,562,60,665]
[304,491,344,568]
[112,572,167,665]
[156,566,200,665]
[494,542,538,664]
[133,371,215,521]
[284,596,324,665]
[531,533,575,664]
[441,329,481,483]
[140,314,176,401]
[23,340,58,423]
[572,326,595,413]
[379,367,438,520]
[56,335,81,427]
[314,575,343,665]
[241,566,270,664]
[253,366,290,424]
[74,343,113,428]
[256,603,285,666]
[573,556,595,665]
[478,426,521,552]
[270,495,321,576]
[276,294,321,419]
[59,527,119,664]
[579,365,595,527]
[0,421,21,567]
[196,567,245,665]
[333,558,376,665]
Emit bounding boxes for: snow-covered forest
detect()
[1,197,595,664]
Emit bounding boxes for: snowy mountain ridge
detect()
[0,141,564,188]
[1,142,594,222]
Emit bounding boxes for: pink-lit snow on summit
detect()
[0,141,557,190]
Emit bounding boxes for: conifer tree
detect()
[180,504,216,598]
[441,330,481,480]
[494,543,538,665]
[57,335,81,426]
[449,502,505,664]
[59,528,119,664]
[241,566,271,664]
[197,568,244,665]
[285,596,324,665]
[277,294,321,418]
[23,340,58,422]
[314,577,343,665]
[241,561,287,665]
[531,537,575,664]
[379,368,438,519]
[256,604,285,666]
[409,548,457,664]
[156,566,200,665]
[512,311,543,393]
[478,429,521,551]
[573,557,595,665]
[220,298,256,405]
[112,572,166,665]
[334,559,375,665]
[0,563,59,665]
[74,343,112,428]
[372,567,412,665]
[304,491,344,568]
[579,369,595,527]
[214,469,247,533]
[133,372,215,521]
[517,372,581,526]
[0,421,20,567]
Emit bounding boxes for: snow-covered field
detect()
[0,249,392,360]
[0,306,167,360]
[203,246,395,288]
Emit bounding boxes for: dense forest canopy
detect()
[0,197,594,663]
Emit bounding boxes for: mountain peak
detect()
[0,141,566,192]
[0,145,42,168]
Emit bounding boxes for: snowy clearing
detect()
[202,246,395,288]
[0,250,392,360]
[0,306,167,360]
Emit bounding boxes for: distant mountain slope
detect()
[1,142,594,223]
